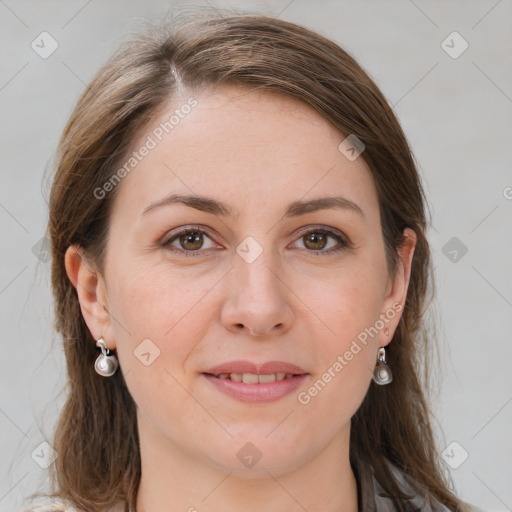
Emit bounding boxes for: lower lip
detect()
[203,374,308,403]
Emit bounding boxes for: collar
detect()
[353,455,453,511]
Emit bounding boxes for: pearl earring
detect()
[94,337,118,377]
[372,347,392,385]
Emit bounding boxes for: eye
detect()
[163,226,219,256]
[291,228,349,255]
[162,225,351,257]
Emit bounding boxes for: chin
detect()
[196,433,312,478]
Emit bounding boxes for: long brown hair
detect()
[45,11,468,512]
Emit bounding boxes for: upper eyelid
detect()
[162,224,219,245]
[163,224,349,249]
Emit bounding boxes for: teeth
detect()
[215,372,298,383]
[242,373,259,384]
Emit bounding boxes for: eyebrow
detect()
[141,193,365,220]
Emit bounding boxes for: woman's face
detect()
[68,85,415,476]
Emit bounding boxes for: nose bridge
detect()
[233,240,283,305]
[221,237,293,335]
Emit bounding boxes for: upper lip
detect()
[203,360,308,376]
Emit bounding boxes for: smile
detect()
[209,372,298,383]
[202,371,308,403]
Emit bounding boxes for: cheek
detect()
[121,257,215,320]
[296,255,387,402]
[123,362,216,457]
[110,263,223,433]
[109,261,227,377]
[296,286,378,428]
[308,256,388,341]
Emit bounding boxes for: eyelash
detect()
[161,225,351,257]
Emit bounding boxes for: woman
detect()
[35,11,481,512]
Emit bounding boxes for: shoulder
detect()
[21,505,71,512]
[462,505,487,512]
[382,460,486,512]
[21,501,76,512]
[22,499,126,512]
[355,456,484,512]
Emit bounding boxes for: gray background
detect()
[1,1,511,511]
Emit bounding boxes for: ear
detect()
[64,244,116,350]
[379,228,417,347]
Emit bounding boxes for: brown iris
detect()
[179,231,204,250]
[303,232,328,251]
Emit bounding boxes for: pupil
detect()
[306,232,326,250]
[181,232,202,250]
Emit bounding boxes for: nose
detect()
[220,252,294,338]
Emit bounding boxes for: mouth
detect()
[203,372,303,383]
[201,360,309,403]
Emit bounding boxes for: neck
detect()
[134,415,358,512]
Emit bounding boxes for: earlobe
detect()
[64,245,115,348]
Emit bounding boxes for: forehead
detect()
[110,85,379,224]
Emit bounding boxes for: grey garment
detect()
[355,456,451,511]
[356,457,485,512]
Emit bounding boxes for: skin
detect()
[65,84,416,512]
